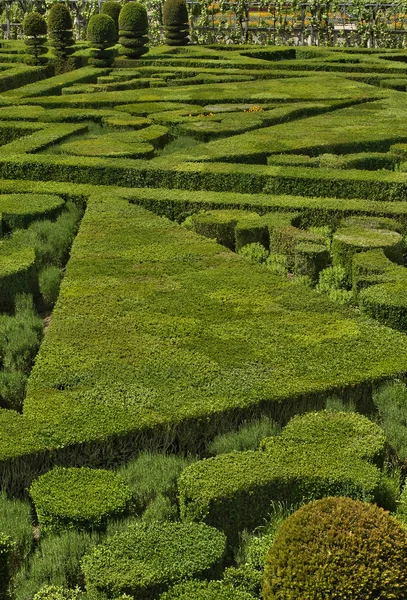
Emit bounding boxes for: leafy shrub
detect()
[81,521,226,597]
[238,243,269,265]
[39,266,62,310]
[29,467,132,534]
[14,530,99,600]
[208,417,280,456]
[374,380,407,461]
[159,580,254,599]
[163,0,189,46]
[263,497,407,599]
[47,3,74,60]
[23,12,48,66]
[0,493,32,567]
[118,2,148,58]
[87,14,116,67]
[101,1,121,39]
[316,265,353,305]
[222,565,262,598]
[33,587,83,600]
[0,533,16,600]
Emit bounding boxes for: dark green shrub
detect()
[87,14,116,67]
[47,4,74,60]
[374,381,407,461]
[163,0,189,46]
[359,281,407,332]
[101,1,121,40]
[29,467,132,534]
[39,266,63,309]
[81,521,226,597]
[0,370,27,412]
[23,12,48,66]
[294,241,330,282]
[0,533,16,600]
[263,497,407,600]
[159,580,254,600]
[222,565,262,598]
[0,493,32,567]
[118,2,148,58]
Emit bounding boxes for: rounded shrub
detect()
[163,0,189,46]
[160,580,254,600]
[81,521,226,597]
[101,1,121,40]
[23,12,48,66]
[118,2,148,58]
[263,496,407,600]
[87,13,116,66]
[29,467,132,534]
[47,3,74,59]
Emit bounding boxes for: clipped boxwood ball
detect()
[82,521,226,597]
[163,0,188,27]
[87,13,116,46]
[160,580,254,600]
[30,467,132,534]
[23,11,47,37]
[264,496,407,600]
[48,3,72,33]
[118,2,148,32]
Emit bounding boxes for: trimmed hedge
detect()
[160,580,254,600]
[163,0,189,46]
[264,497,407,600]
[81,521,226,597]
[47,3,75,60]
[29,467,132,534]
[0,193,64,232]
[101,1,121,41]
[179,411,385,546]
[118,2,149,59]
[0,245,37,312]
[87,14,116,68]
[23,12,48,67]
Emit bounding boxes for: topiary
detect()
[23,12,48,66]
[163,0,189,46]
[263,496,407,600]
[81,521,226,597]
[29,467,132,534]
[159,580,255,599]
[87,13,116,67]
[101,1,121,41]
[47,3,74,60]
[118,2,148,59]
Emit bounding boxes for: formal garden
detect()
[3,0,407,598]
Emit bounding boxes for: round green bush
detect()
[118,2,148,32]
[163,0,188,26]
[263,496,407,600]
[29,467,132,534]
[101,1,121,37]
[23,11,47,37]
[87,13,116,47]
[82,521,226,597]
[160,580,254,600]
[48,3,72,33]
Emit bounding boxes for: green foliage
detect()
[14,530,99,600]
[118,2,148,58]
[263,497,407,600]
[23,12,48,65]
[0,533,16,600]
[237,243,269,264]
[47,4,74,59]
[207,417,280,455]
[316,265,353,305]
[159,580,254,600]
[29,467,132,534]
[179,411,385,546]
[87,14,116,47]
[100,1,121,39]
[374,380,407,462]
[39,266,62,309]
[163,0,189,46]
[33,586,84,600]
[0,493,32,565]
[81,521,226,597]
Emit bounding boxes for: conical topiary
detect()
[118,2,148,59]
[87,13,116,67]
[23,11,48,65]
[101,1,121,41]
[47,3,75,59]
[163,0,189,46]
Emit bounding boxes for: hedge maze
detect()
[3,33,407,599]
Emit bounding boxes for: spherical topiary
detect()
[87,13,116,66]
[82,521,226,597]
[23,12,48,65]
[118,2,148,58]
[263,497,407,600]
[47,3,74,59]
[163,0,189,46]
[101,1,121,40]
[29,467,132,534]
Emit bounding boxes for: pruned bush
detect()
[29,467,132,534]
[118,2,148,58]
[87,13,116,67]
[81,521,226,597]
[101,1,121,40]
[159,580,254,600]
[23,12,48,66]
[163,0,189,46]
[263,497,407,599]
[47,4,74,60]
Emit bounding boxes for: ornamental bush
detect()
[101,1,121,41]
[87,14,116,67]
[29,467,132,534]
[163,0,189,46]
[263,497,407,600]
[23,12,48,66]
[47,4,74,60]
[118,2,148,58]
[160,580,254,600]
[81,521,226,597]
